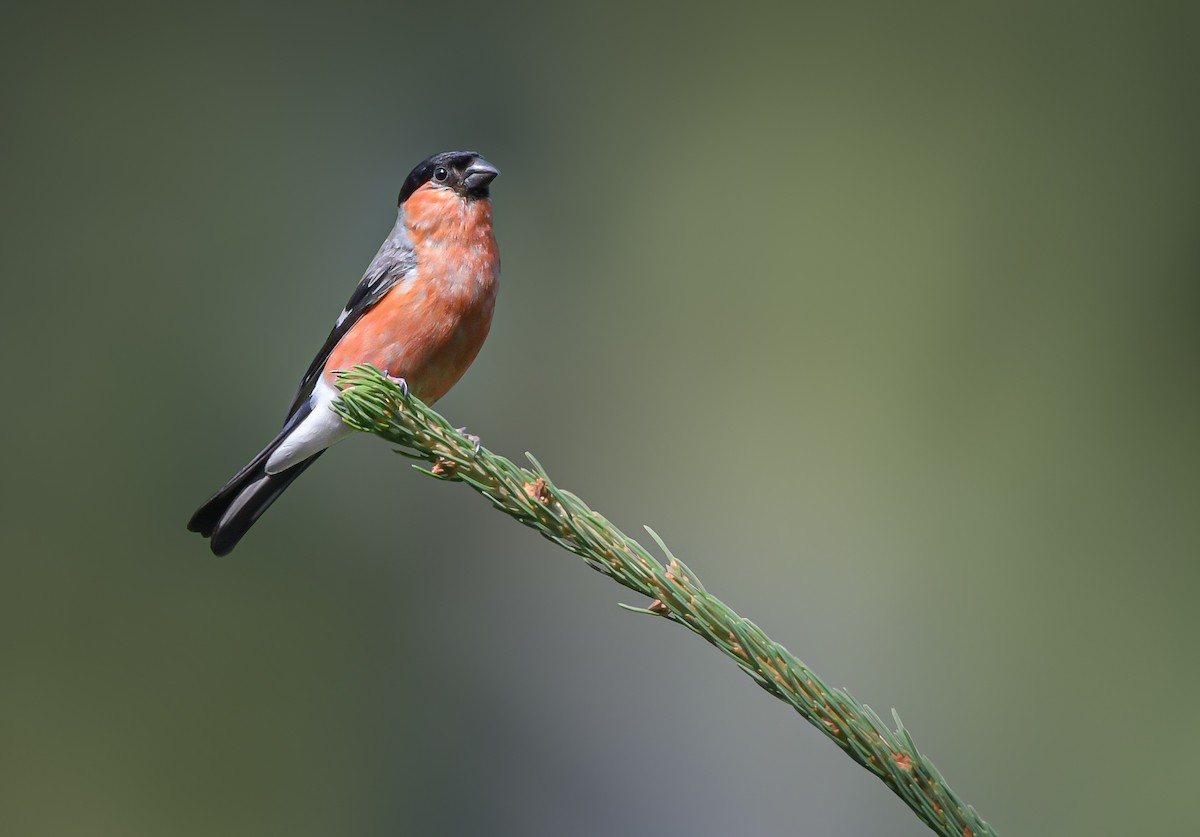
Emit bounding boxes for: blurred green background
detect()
[3,1,1197,835]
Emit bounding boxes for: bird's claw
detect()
[381,370,409,398]
[456,427,482,454]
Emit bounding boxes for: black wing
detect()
[285,233,417,417]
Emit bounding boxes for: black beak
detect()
[463,158,500,191]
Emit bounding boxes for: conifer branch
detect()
[333,365,995,837]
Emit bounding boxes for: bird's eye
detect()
[433,166,449,183]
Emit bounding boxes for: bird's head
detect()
[398,151,500,206]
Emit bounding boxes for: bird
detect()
[188,150,501,555]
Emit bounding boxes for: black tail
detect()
[188,413,324,555]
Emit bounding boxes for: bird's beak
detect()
[463,159,500,190]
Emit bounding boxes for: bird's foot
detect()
[381,370,409,398]
[456,427,482,454]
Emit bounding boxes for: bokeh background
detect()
[3,2,1197,835]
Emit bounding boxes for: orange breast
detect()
[324,187,499,405]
